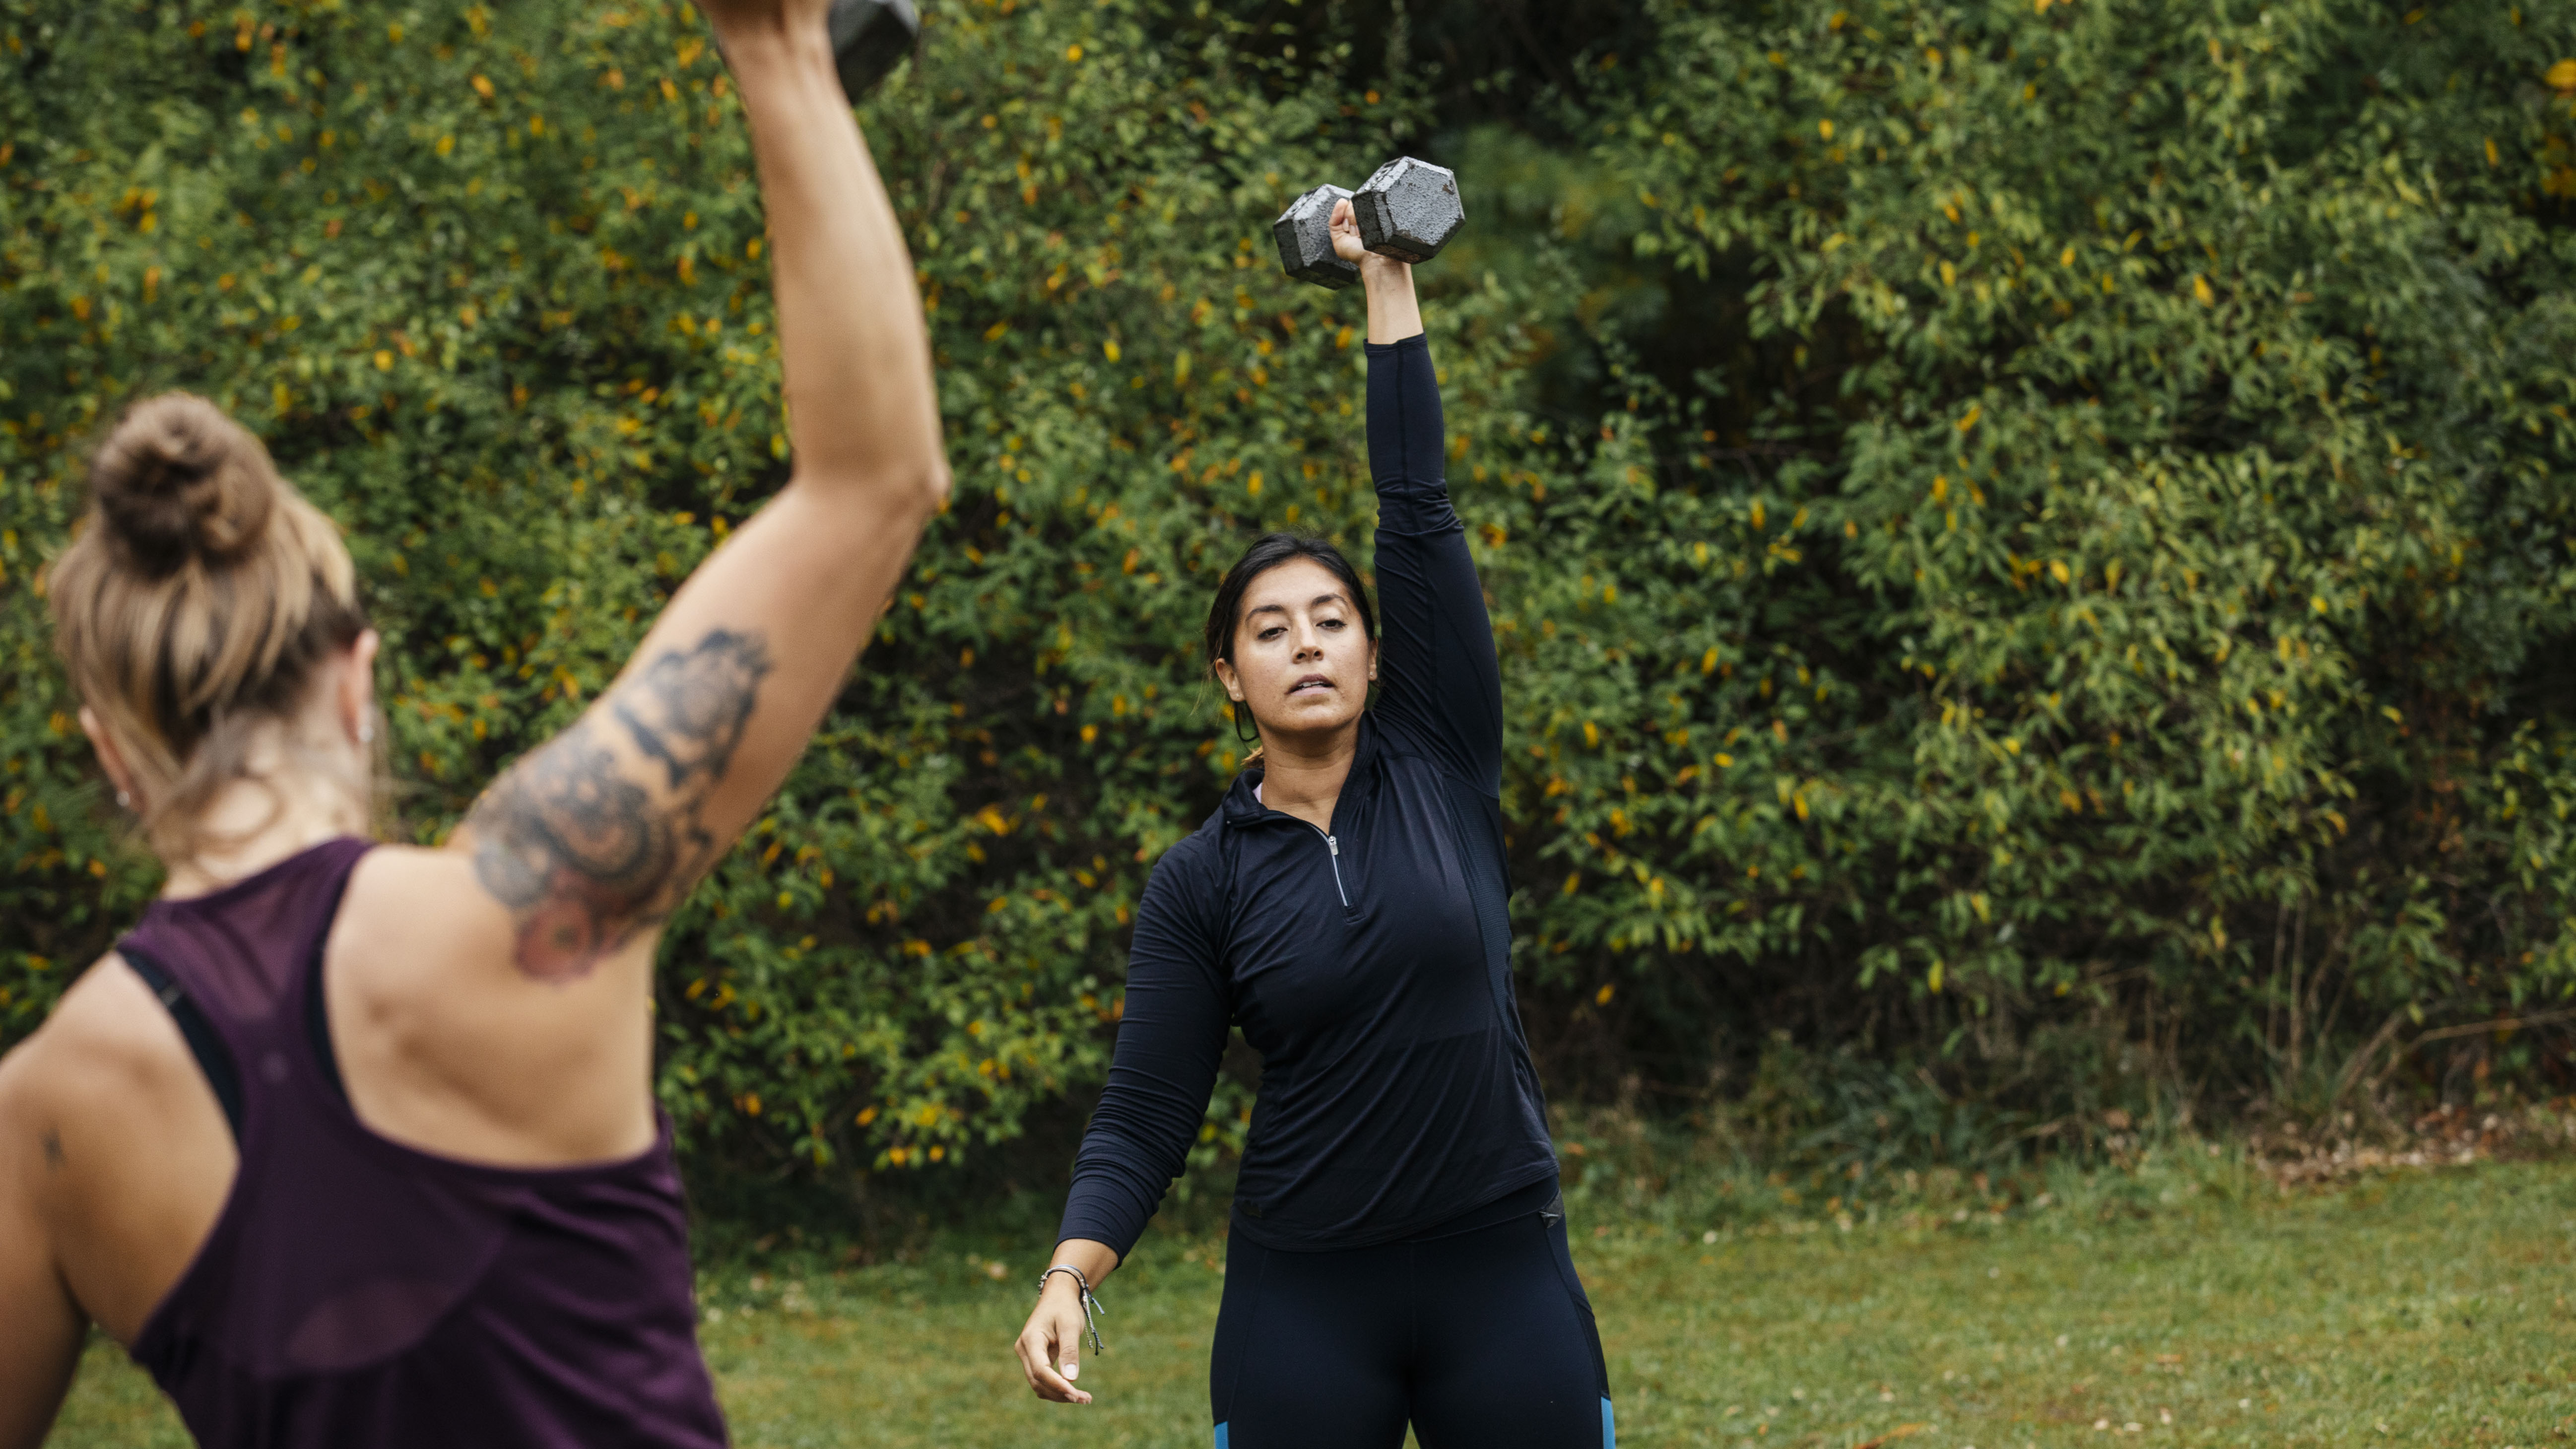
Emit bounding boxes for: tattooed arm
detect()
[453,3,945,979]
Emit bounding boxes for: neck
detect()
[1254,720,1359,833]
[161,729,370,897]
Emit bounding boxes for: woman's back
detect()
[111,839,723,1447]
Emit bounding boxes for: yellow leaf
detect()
[1819,119,1835,140]
[2192,274,2214,306]
[1940,260,1957,287]
[470,74,494,100]
[2048,559,2071,586]
[1595,984,1615,1005]
[1927,961,1945,993]
[1102,339,1121,362]
[2548,59,2576,91]
[1956,403,1982,432]
[1065,43,1084,61]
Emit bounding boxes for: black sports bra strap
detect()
[118,938,246,1142]
[302,924,350,1107]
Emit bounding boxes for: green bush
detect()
[7,0,2576,1203]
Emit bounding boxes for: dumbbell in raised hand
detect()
[1272,156,1463,289]
[827,0,920,100]
[713,0,921,101]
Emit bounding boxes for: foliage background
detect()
[6,0,2576,1214]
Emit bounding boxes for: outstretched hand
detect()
[693,0,834,54]
[1331,198,1423,343]
[694,0,833,29]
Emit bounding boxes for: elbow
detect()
[811,454,949,521]
[903,456,953,521]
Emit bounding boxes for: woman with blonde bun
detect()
[0,2,947,1445]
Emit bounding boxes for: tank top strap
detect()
[121,836,375,1138]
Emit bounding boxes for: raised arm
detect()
[1330,201,1502,791]
[1016,848,1233,1404]
[454,2,947,978]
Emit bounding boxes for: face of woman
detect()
[1215,557,1377,747]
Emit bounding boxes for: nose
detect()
[1292,621,1325,661]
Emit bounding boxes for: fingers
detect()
[1331,197,1357,230]
[1014,1313,1094,1405]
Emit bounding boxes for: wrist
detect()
[711,17,835,80]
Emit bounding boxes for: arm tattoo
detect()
[466,629,774,980]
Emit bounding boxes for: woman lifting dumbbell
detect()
[1013,174,1618,1449]
[0,2,945,1444]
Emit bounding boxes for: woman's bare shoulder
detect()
[322,841,663,1166]
[0,953,199,1103]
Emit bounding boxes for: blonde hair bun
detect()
[89,393,280,576]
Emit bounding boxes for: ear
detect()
[1211,657,1246,704]
[78,706,142,809]
[1366,637,1379,682]
[336,629,382,744]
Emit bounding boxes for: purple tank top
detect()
[120,837,729,1448]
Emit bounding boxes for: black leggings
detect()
[1208,1192,1613,1449]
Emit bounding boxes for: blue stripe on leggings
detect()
[1601,1397,1617,1448]
[1213,1423,1229,1449]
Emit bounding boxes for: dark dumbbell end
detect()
[1353,156,1462,265]
[1273,184,1359,290]
[829,0,920,101]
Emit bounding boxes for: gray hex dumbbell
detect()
[1352,155,1462,265]
[828,0,920,100]
[1272,184,1359,290]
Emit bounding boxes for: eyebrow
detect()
[1245,593,1350,620]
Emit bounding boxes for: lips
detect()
[1288,674,1334,696]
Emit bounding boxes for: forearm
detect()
[1362,256,1423,344]
[722,22,943,492]
[1366,332,1452,524]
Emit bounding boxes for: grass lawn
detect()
[46,1158,2576,1447]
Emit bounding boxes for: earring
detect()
[358,722,376,745]
[116,790,132,809]
[1232,702,1259,746]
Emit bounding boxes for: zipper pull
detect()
[1326,835,1339,856]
